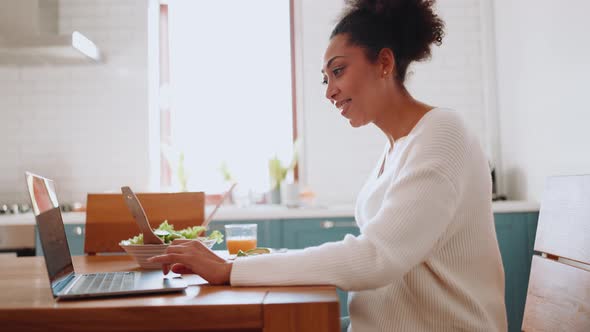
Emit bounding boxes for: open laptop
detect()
[25,171,187,300]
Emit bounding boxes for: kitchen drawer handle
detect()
[321,221,357,229]
[73,226,84,236]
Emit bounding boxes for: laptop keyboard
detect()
[66,272,135,295]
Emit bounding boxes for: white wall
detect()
[296,0,380,205]
[298,0,497,204]
[494,0,590,201]
[0,0,150,204]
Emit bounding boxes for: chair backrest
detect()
[521,175,590,331]
[84,192,205,255]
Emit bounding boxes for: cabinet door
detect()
[282,217,359,318]
[207,220,281,251]
[35,224,86,256]
[282,218,359,249]
[526,212,540,259]
[494,212,538,332]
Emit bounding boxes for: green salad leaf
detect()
[207,230,224,244]
[120,220,224,245]
[236,247,271,257]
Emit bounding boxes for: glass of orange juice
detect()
[224,224,257,255]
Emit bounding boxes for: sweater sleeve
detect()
[231,122,467,290]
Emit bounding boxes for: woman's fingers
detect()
[148,253,188,265]
[147,244,232,285]
[149,253,191,275]
[171,263,194,274]
[165,245,195,255]
[166,241,226,263]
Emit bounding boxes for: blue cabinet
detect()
[495,212,539,332]
[35,223,85,256]
[282,218,359,249]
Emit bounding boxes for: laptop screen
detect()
[25,172,74,291]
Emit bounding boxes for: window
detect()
[158,1,296,196]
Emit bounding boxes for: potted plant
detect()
[268,140,300,204]
[177,152,189,192]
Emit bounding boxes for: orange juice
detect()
[227,238,257,254]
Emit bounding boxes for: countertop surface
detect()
[0,200,539,226]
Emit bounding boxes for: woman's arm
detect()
[231,165,459,291]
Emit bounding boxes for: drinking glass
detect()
[224,224,257,254]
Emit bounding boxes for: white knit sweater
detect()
[231,108,507,331]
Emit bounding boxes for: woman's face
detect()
[322,34,384,128]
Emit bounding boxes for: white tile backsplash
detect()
[0,0,150,205]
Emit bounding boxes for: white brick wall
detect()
[298,0,496,204]
[0,0,149,205]
[409,0,490,150]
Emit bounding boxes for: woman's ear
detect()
[378,48,395,78]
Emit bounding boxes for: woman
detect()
[150,0,507,330]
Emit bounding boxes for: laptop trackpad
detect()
[139,271,187,289]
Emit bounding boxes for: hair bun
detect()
[336,0,445,82]
[344,0,412,15]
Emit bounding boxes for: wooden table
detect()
[0,255,340,332]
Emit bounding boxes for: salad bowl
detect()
[119,220,222,269]
[120,238,217,269]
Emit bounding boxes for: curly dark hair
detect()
[331,0,445,83]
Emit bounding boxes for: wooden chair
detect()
[84,192,205,255]
[521,175,590,331]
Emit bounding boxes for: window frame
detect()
[157,0,299,191]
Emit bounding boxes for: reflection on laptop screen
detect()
[25,172,74,289]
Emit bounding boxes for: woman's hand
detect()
[147,239,233,285]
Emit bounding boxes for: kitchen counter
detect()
[0,200,539,255]
[0,200,539,226]
[491,200,539,213]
